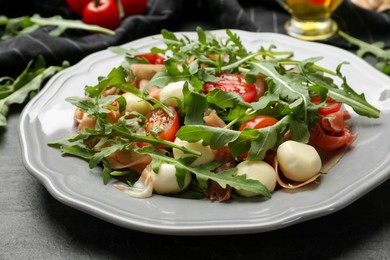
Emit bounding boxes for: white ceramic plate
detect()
[19,30,390,235]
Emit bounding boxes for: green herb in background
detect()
[0,56,69,126]
[0,14,115,40]
[338,30,390,76]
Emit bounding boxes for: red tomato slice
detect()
[204,73,257,103]
[144,106,180,142]
[136,54,165,64]
[318,102,342,115]
[312,96,342,116]
[239,115,279,131]
[82,0,121,30]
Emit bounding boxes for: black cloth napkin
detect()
[1,0,389,76]
[0,0,182,75]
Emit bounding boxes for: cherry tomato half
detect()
[239,115,279,131]
[82,0,121,30]
[120,0,148,16]
[136,53,165,64]
[144,106,180,142]
[204,73,257,103]
[311,96,342,116]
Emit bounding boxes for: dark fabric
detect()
[0,0,183,75]
[208,0,390,48]
[1,0,389,76]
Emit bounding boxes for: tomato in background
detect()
[66,0,91,15]
[136,53,165,64]
[121,0,148,16]
[239,115,278,131]
[82,0,121,30]
[204,73,257,103]
[144,106,180,142]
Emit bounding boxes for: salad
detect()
[51,28,380,202]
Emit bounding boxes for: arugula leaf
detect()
[304,61,380,118]
[0,56,68,126]
[58,143,95,159]
[206,88,249,110]
[247,127,278,160]
[248,60,311,122]
[0,56,46,99]
[226,29,248,56]
[338,30,390,76]
[176,125,241,149]
[85,67,129,98]
[89,142,127,169]
[249,57,380,120]
[183,84,208,125]
[1,14,114,40]
[102,160,112,185]
[0,77,15,99]
[145,69,191,90]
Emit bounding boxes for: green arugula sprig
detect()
[247,58,380,120]
[338,30,390,75]
[0,56,68,126]
[145,27,293,92]
[0,14,114,40]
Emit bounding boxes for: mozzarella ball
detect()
[235,160,277,197]
[277,140,321,182]
[172,138,216,167]
[150,163,191,194]
[159,81,193,107]
[122,92,154,115]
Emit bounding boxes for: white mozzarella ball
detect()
[277,140,321,182]
[122,92,154,115]
[159,81,193,107]
[150,163,191,194]
[172,138,216,167]
[235,160,277,197]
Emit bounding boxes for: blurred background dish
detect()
[351,0,390,12]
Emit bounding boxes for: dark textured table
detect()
[2,1,390,259]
